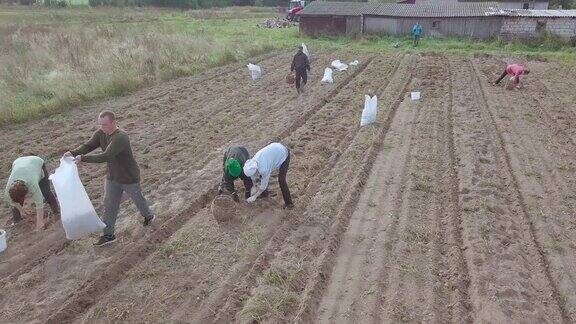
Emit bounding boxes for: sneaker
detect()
[93,235,116,246]
[143,215,156,226]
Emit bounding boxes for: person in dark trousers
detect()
[219,146,254,202]
[493,63,530,89]
[291,45,310,94]
[243,142,293,210]
[65,110,155,246]
[4,156,59,231]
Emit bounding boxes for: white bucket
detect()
[411,92,421,101]
[0,229,6,253]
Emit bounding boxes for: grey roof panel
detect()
[300,1,576,18]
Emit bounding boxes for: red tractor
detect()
[286,0,306,22]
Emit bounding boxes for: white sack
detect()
[360,95,378,127]
[247,63,262,80]
[331,60,348,71]
[49,157,105,240]
[321,67,334,84]
[302,43,310,60]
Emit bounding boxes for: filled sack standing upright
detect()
[360,95,378,126]
[321,67,334,84]
[49,157,105,240]
[302,43,310,61]
[247,63,262,81]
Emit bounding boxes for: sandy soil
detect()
[0,50,575,323]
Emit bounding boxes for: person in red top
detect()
[493,64,530,89]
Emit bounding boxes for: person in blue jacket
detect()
[412,22,423,47]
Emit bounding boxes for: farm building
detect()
[298,1,576,39]
[399,0,549,9]
[458,0,550,9]
[498,9,576,39]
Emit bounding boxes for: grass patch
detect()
[240,287,297,322]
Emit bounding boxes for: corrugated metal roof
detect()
[499,9,576,17]
[300,1,576,18]
[366,2,500,17]
[299,1,376,16]
[300,1,501,17]
[458,0,549,3]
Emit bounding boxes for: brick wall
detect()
[501,17,576,38]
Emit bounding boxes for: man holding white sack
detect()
[65,111,155,246]
[243,142,293,210]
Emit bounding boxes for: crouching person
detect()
[219,146,253,202]
[243,142,293,210]
[4,156,59,231]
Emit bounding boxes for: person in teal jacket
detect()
[412,23,423,47]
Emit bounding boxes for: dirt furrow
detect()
[192,55,396,323]
[473,57,576,321]
[64,53,383,324]
[447,56,565,322]
[0,51,288,283]
[0,51,364,323]
[313,64,417,324]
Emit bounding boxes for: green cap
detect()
[225,158,242,178]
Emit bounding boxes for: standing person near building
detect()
[412,22,423,47]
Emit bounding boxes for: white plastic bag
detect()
[49,157,105,240]
[302,43,310,60]
[360,95,378,126]
[349,60,359,66]
[331,60,348,71]
[247,63,262,81]
[321,67,333,84]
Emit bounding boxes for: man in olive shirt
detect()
[65,111,155,246]
[219,146,253,202]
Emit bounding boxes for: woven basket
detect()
[211,194,236,222]
[286,73,295,85]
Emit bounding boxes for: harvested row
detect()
[208,54,407,323]
[0,51,368,323]
[473,56,576,321]
[449,57,565,322]
[313,54,471,324]
[68,53,383,323]
[0,50,288,282]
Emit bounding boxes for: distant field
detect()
[0,6,296,126]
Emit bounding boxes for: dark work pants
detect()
[495,70,509,84]
[278,150,293,206]
[11,164,59,224]
[295,69,308,92]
